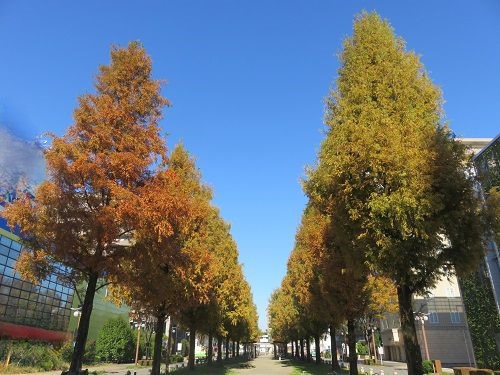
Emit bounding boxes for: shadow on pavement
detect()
[170,357,255,374]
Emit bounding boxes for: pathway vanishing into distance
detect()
[229,354,293,374]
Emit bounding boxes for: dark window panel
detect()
[2,276,13,286]
[21,281,32,292]
[5,305,16,317]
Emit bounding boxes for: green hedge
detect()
[95,317,135,363]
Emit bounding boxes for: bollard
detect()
[394,372,398,375]
[381,370,384,375]
[370,368,374,375]
[361,367,365,373]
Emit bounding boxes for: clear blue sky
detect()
[1,1,499,330]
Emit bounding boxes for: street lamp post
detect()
[370,326,378,363]
[415,313,430,360]
[133,321,145,364]
[172,326,178,355]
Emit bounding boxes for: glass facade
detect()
[0,229,73,333]
[475,135,500,193]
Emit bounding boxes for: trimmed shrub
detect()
[95,318,135,363]
[356,341,369,355]
[171,354,184,363]
[422,359,434,374]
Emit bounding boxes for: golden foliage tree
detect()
[304,12,484,375]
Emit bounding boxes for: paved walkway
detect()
[230,355,293,374]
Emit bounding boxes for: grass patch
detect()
[171,357,253,374]
[287,359,350,375]
[125,364,150,369]
[0,365,44,374]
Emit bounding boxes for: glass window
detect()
[5,305,16,317]
[21,282,32,291]
[9,288,20,298]
[0,294,8,304]
[429,312,439,324]
[10,241,22,251]
[6,258,15,268]
[0,244,9,256]
[0,236,11,247]
[451,311,461,323]
[20,290,30,300]
[2,276,12,286]
[4,266,14,277]
[0,255,7,265]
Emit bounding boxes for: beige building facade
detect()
[380,276,475,367]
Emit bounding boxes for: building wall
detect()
[0,228,73,342]
[67,285,129,342]
[380,275,474,367]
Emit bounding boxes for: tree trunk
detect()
[236,341,240,357]
[347,319,358,375]
[284,341,288,356]
[225,337,229,359]
[207,333,213,364]
[69,272,98,373]
[300,338,305,360]
[232,341,236,357]
[295,340,300,358]
[291,340,294,357]
[188,327,196,370]
[164,318,173,373]
[330,325,341,371]
[315,334,321,364]
[217,336,223,363]
[152,310,166,375]
[273,343,277,358]
[306,338,311,362]
[397,284,423,375]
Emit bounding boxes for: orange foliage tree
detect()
[2,42,170,373]
[108,143,213,374]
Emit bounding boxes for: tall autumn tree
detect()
[305,12,484,375]
[2,42,169,374]
[288,206,330,364]
[109,143,213,375]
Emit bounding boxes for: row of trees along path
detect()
[268,12,486,375]
[2,42,259,375]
